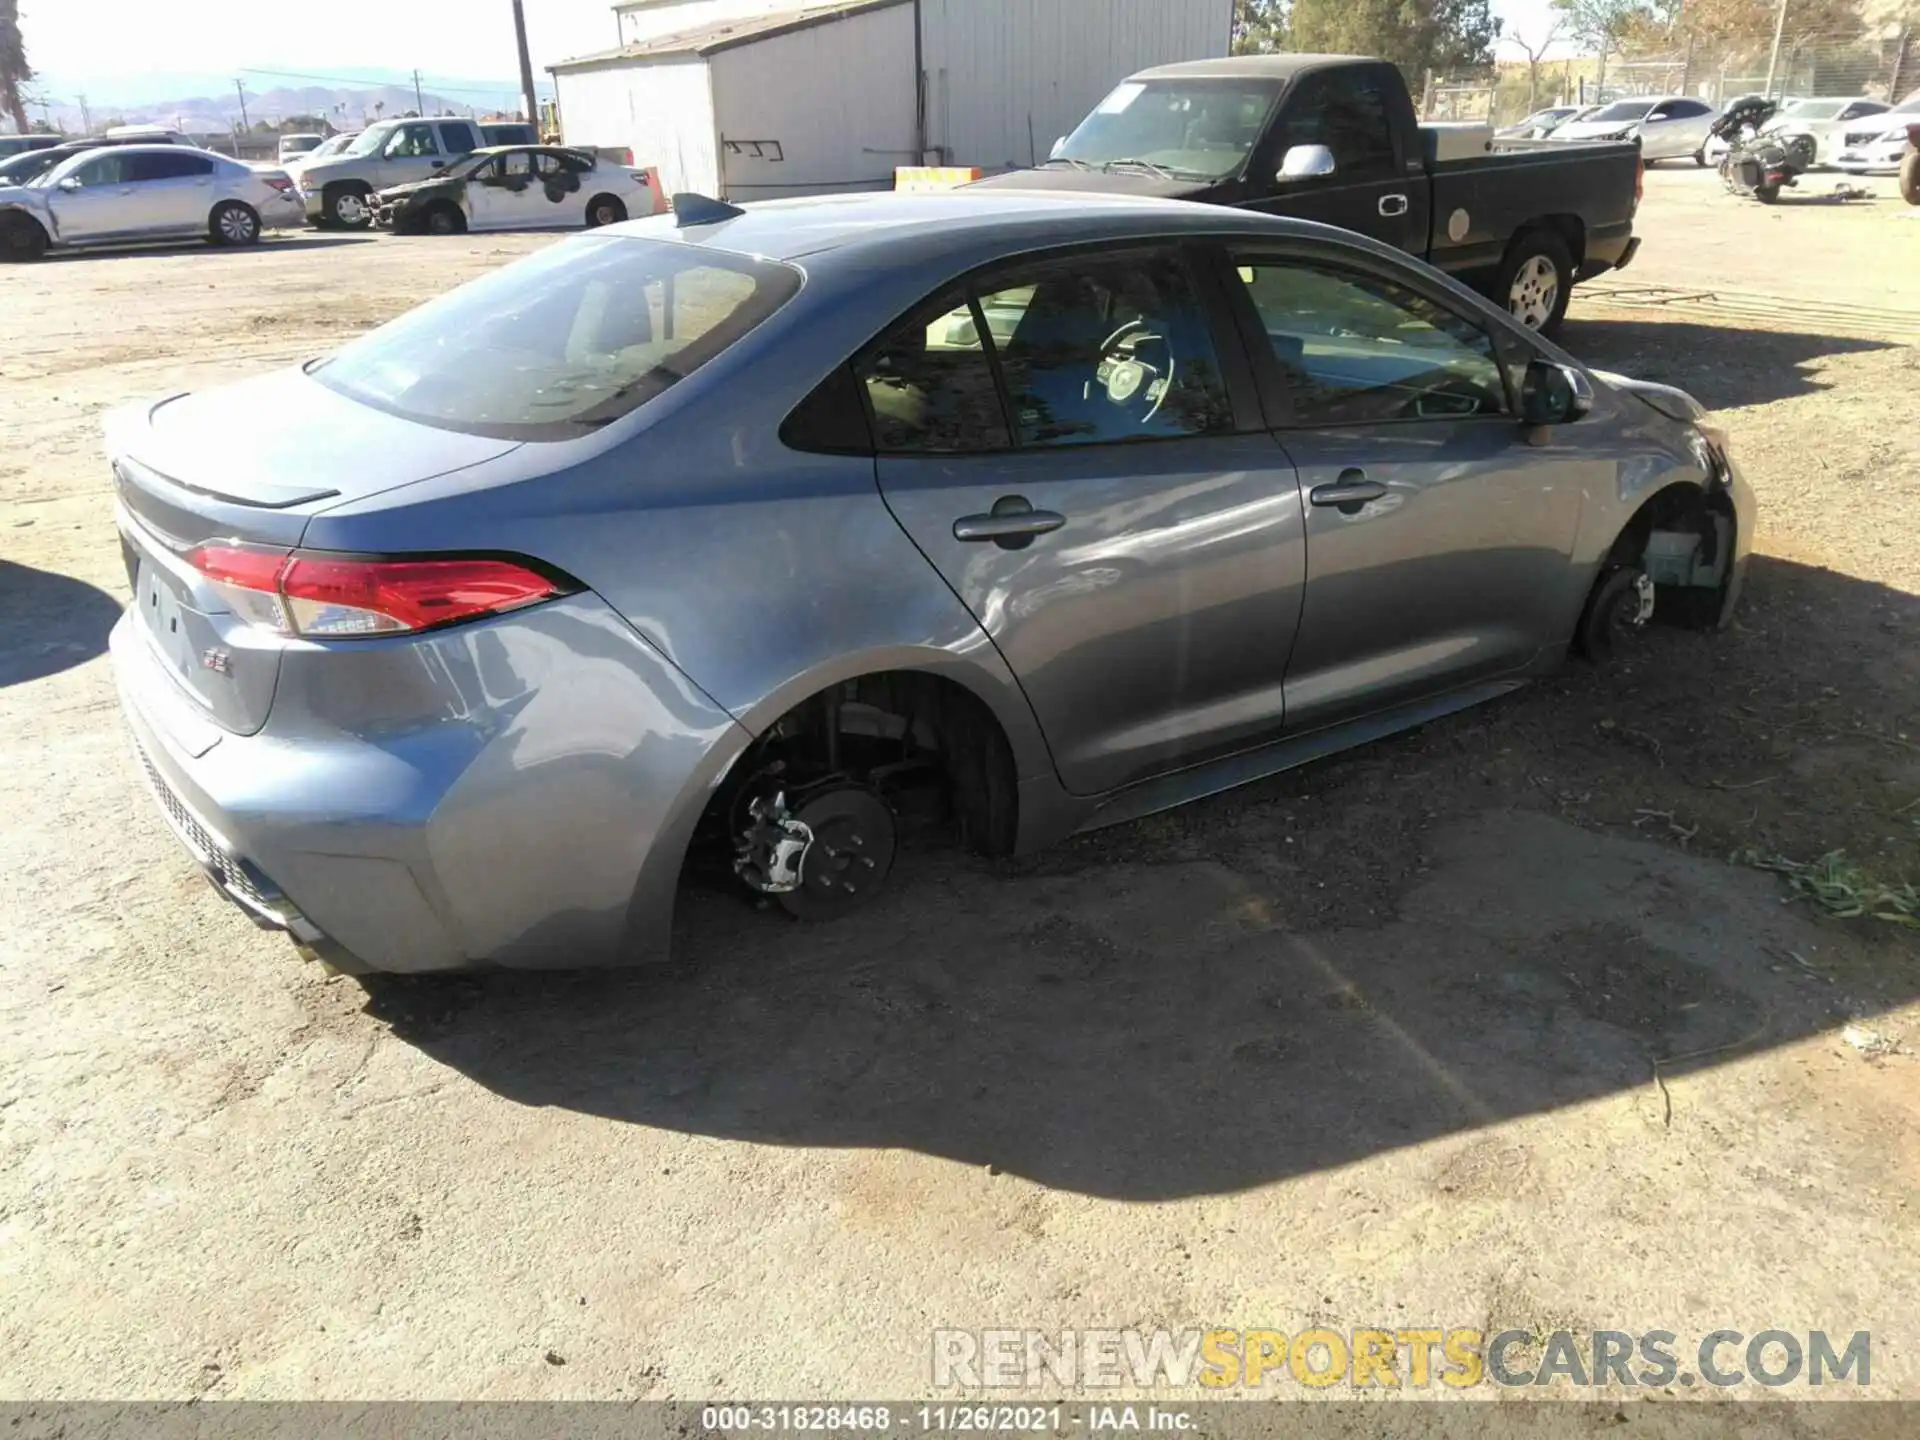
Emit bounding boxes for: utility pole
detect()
[76,93,91,134]
[412,68,426,116]
[511,0,540,125]
[1763,0,1789,97]
[233,79,250,132]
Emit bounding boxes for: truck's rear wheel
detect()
[1901,149,1920,206]
[1498,231,1573,335]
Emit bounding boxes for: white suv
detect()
[292,116,485,228]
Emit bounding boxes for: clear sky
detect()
[23,0,1576,99]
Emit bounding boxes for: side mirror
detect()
[56,176,82,191]
[1277,143,1336,182]
[1520,359,1593,427]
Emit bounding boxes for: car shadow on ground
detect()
[359,553,1920,1202]
[1557,314,1895,408]
[45,235,375,262]
[0,561,123,687]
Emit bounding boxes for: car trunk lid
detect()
[109,368,519,735]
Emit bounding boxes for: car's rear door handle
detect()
[1379,193,1409,217]
[953,497,1066,547]
[1310,471,1388,513]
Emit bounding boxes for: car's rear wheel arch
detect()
[717,667,1022,861]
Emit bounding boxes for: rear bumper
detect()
[111,595,749,974]
[1577,231,1638,281]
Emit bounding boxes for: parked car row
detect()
[1502,93,1910,172]
[0,118,662,259]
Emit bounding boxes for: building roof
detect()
[549,0,906,73]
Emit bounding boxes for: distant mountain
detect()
[25,69,548,136]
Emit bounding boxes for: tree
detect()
[0,0,31,135]
[1552,0,1652,94]
[1290,0,1503,80]
[1510,18,1565,110]
[1233,0,1287,53]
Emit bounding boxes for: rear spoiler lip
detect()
[114,449,342,512]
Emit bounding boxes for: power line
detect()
[237,65,548,97]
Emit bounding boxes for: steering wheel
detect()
[1093,319,1176,426]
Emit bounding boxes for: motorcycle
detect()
[1712,95,1818,203]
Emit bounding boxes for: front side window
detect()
[386,124,440,158]
[853,248,1234,454]
[1232,258,1508,425]
[70,153,130,186]
[314,234,801,440]
[1054,79,1282,179]
[1274,71,1398,175]
[497,152,536,179]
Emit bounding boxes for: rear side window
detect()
[439,122,481,153]
[128,151,214,181]
[314,234,802,440]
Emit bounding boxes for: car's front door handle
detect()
[1379,193,1409,217]
[1310,471,1388,513]
[953,497,1066,547]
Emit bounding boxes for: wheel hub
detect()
[1508,255,1559,330]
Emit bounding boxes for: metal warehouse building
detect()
[549,0,1232,200]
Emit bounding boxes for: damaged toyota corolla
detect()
[108,189,1753,975]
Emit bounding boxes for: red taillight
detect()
[1633,155,1644,212]
[187,544,564,639]
[1907,123,1920,147]
[265,175,296,194]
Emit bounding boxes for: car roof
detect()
[1128,53,1371,82]
[609,188,1363,267]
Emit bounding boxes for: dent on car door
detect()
[1224,251,1588,732]
[862,243,1308,797]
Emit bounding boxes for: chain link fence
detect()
[1427,24,1917,126]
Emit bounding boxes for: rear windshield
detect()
[313,234,802,440]
[1585,100,1656,122]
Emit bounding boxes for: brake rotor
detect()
[777,787,897,921]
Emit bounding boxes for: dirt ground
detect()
[2,166,1918,1406]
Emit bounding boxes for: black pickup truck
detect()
[970,54,1642,334]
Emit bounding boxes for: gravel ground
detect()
[1,169,1916,1405]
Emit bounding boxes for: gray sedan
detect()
[108,191,1753,975]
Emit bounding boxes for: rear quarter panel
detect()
[1428,141,1640,280]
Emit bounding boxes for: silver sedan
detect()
[0,144,304,259]
[108,192,1754,974]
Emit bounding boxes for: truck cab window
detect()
[1275,72,1397,177]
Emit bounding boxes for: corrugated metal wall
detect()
[553,57,721,194]
[709,4,918,198]
[918,0,1234,170]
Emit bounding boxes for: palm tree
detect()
[0,0,31,135]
